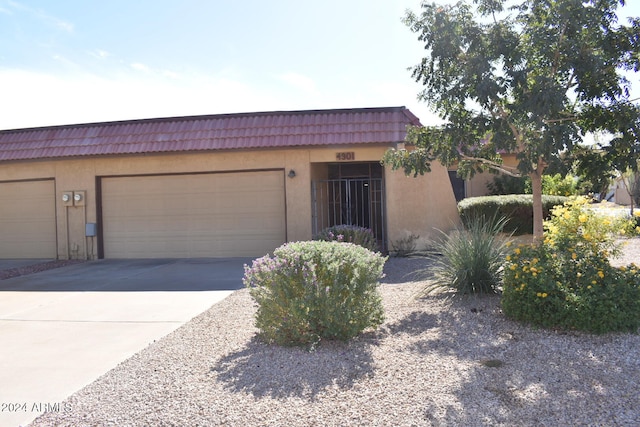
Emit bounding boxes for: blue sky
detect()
[0,0,638,131]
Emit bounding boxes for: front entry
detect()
[311,162,386,251]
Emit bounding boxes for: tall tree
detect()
[383,0,640,238]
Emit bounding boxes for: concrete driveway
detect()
[0,258,250,427]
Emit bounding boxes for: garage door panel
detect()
[102,171,286,258]
[0,180,56,258]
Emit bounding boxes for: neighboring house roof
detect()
[0,106,421,162]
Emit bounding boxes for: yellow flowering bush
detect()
[502,198,640,333]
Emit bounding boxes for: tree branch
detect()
[459,154,522,177]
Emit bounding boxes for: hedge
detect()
[458,195,569,235]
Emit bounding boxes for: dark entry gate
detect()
[311,178,386,251]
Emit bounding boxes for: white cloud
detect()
[278,72,318,94]
[6,1,73,32]
[130,62,150,72]
[0,68,285,129]
[89,49,111,60]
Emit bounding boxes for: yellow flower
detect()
[542,293,548,298]
[571,253,577,260]
[592,280,597,285]
[510,264,517,271]
[578,214,587,223]
[587,285,592,289]
[506,255,511,261]
[515,248,521,255]
[597,270,604,279]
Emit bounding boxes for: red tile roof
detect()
[0,107,422,162]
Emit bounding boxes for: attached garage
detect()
[99,170,286,258]
[0,179,56,258]
[0,107,461,260]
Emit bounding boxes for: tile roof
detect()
[0,107,422,162]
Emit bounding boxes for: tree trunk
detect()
[530,160,545,241]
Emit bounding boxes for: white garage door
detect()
[0,180,57,258]
[101,171,286,258]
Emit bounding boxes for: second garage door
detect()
[100,170,286,258]
[0,179,57,258]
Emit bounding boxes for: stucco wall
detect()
[0,145,460,259]
[385,162,460,251]
[452,153,521,198]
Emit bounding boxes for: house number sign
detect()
[336,152,355,161]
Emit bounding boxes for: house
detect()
[448,153,521,201]
[0,107,459,259]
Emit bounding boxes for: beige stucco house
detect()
[448,153,521,201]
[0,107,459,260]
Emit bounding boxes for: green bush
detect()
[243,240,386,347]
[488,174,580,197]
[425,215,511,295]
[487,175,528,195]
[502,197,640,333]
[314,225,378,251]
[458,194,568,235]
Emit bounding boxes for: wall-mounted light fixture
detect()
[288,169,296,178]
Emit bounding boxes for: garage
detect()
[99,170,286,258]
[0,179,57,258]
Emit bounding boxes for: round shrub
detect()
[314,225,378,251]
[243,240,386,347]
[502,197,640,333]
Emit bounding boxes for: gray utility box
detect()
[85,223,97,237]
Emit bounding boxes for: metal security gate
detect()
[311,178,386,251]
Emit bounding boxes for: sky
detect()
[0,0,639,131]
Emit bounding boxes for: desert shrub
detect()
[425,215,511,295]
[620,211,640,236]
[314,225,378,251]
[391,233,420,257]
[502,197,640,333]
[488,174,580,197]
[487,174,528,195]
[244,240,386,347]
[458,194,568,235]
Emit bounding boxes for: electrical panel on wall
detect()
[73,191,86,207]
[61,191,74,207]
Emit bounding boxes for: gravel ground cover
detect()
[29,238,640,427]
[0,260,85,280]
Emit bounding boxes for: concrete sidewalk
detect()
[0,258,250,427]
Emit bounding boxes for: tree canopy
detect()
[383,0,640,238]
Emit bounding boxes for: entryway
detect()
[311,162,386,251]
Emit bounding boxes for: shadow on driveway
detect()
[0,258,252,292]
